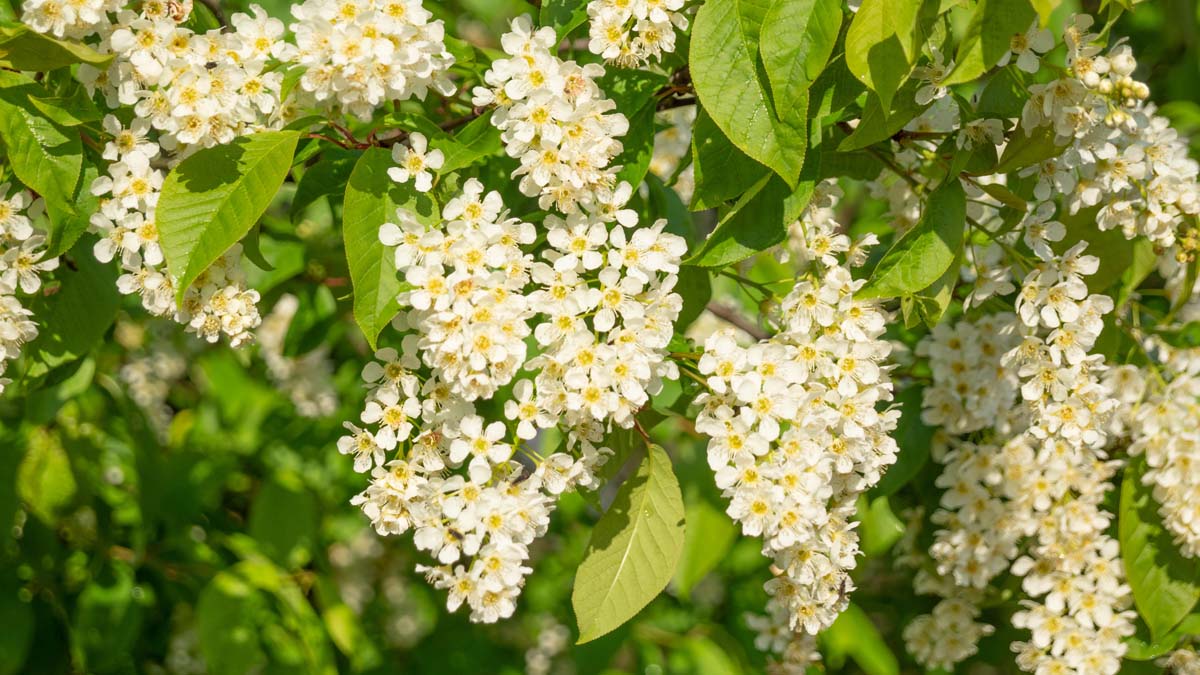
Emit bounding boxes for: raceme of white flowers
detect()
[0,182,59,395]
[88,115,263,347]
[697,183,900,644]
[1127,343,1200,559]
[473,16,631,216]
[287,0,456,121]
[585,0,688,67]
[341,55,688,616]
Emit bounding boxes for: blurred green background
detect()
[2,0,1198,673]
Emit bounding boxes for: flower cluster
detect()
[697,185,898,641]
[904,598,995,671]
[88,117,262,346]
[342,167,686,620]
[473,16,630,215]
[586,0,688,67]
[0,182,58,394]
[1128,344,1200,558]
[21,0,123,39]
[257,294,339,418]
[286,0,456,121]
[114,321,189,435]
[72,3,288,150]
[1021,16,1200,254]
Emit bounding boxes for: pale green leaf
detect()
[573,444,685,643]
[995,121,1069,173]
[844,0,922,111]
[25,240,119,375]
[944,0,1037,86]
[157,130,300,302]
[870,385,933,497]
[1120,458,1200,640]
[17,428,76,525]
[821,603,899,675]
[343,147,439,348]
[690,0,807,184]
[760,0,842,118]
[858,179,965,299]
[673,499,737,597]
[0,21,113,70]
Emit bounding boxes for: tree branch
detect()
[705,301,770,341]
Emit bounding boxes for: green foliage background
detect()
[1,0,1199,673]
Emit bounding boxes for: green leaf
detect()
[858,179,965,299]
[1117,238,1157,306]
[687,171,815,268]
[72,562,143,672]
[684,636,744,675]
[573,444,685,644]
[760,0,842,119]
[197,572,269,675]
[0,581,32,675]
[977,67,1028,118]
[844,0,922,111]
[540,0,589,39]
[690,0,807,184]
[1119,458,1200,640]
[17,428,76,525]
[26,87,102,127]
[871,385,934,496]
[25,242,119,375]
[157,130,300,302]
[1124,614,1200,661]
[46,162,98,257]
[0,21,113,70]
[248,476,319,570]
[858,495,905,557]
[0,73,84,245]
[598,69,668,188]
[944,0,1037,86]
[689,107,769,210]
[343,147,439,348]
[291,148,360,220]
[672,499,737,598]
[821,604,899,675]
[838,78,931,151]
[994,121,1069,173]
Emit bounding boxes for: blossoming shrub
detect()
[2,0,1200,672]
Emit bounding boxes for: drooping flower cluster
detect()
[586,0,688,67]
[1128,344,1200,558]
[697,184,899,641]
[20,0,123,39]
[257,294,338,418]
[904,597,995,671]
[913,237,1137,673]
[70,2,289,150]
[0,182,58,394]
[88,116,262,346]
[286,0,456,121]
[342,165,686,619]
[473,16,630,215]
[114,321,188,435]
[1020,16,1200,254]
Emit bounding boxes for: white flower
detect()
[388,133,445,192]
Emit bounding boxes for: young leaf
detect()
[844,0,922,111]
[944,0,1037,86]
[157,130,301,303]
[690,0,807,185]
[599,69,668,187]
[870,385,934,497]
[820,603,899,675]
[0,21,113,70]
[343,147,438,349]
[672,499,736,598]
[760,0,842,118]
[540,0,589,40]
[858,179,965,299]
[291,148,360,220]
[573,444,685,644]
[1119,458,1200,640]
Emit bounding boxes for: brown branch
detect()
[705,301,770,341]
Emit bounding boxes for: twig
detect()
[705,301,770,341]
